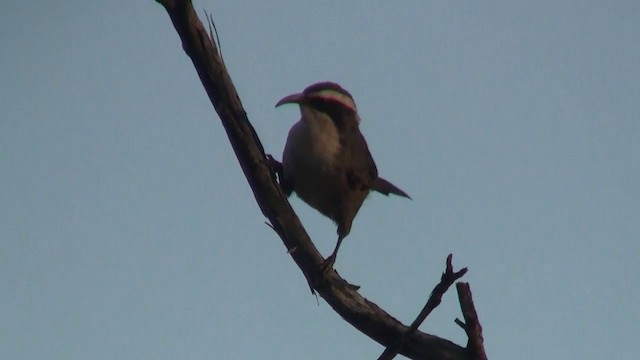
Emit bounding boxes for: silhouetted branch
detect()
[456,283,488,360]
[155,1,484,359]
[378,255,468,360]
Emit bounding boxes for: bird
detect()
[274,81,410,269]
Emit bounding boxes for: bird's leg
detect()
[318,234,360,291]
[322,234,345,270]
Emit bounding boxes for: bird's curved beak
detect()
[275,93,305,107]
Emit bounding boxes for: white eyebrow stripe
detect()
[311,89,357,112]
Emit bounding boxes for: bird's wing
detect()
[341,126,378,191]
[340,122,410,199]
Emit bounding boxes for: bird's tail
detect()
[372,177,411,199]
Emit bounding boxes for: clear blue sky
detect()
[2,1,638,359]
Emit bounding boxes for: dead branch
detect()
[456,283,488,360]
[155,1,483,359]
[378,255,468,360]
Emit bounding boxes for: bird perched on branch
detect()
[274,82,410,269]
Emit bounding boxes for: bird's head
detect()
[276,82,359,123]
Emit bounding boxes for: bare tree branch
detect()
[456,283,488,360]
[378,255,468,360]
[155,1,483,359]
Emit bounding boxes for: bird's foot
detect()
[320,253,337,273]
[265,154,283,180]
[316,254,360,291]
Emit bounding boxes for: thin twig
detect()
[203,9,224,67]
[377,254,468,360]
